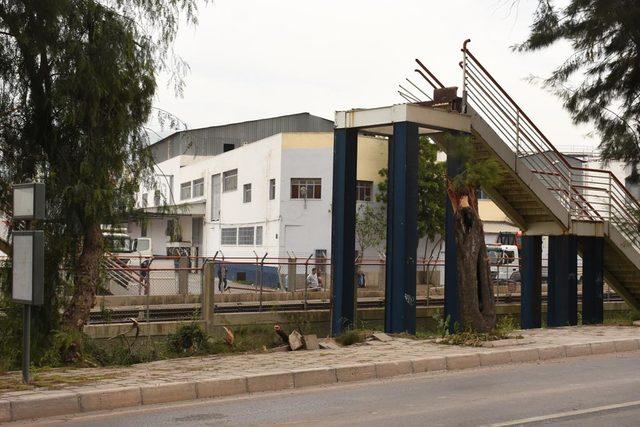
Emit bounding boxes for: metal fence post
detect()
[304,254,312,311]
[288,256,297,294]
[259,253,267,312]
[203,261,215,331]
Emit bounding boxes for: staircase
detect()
[460,45,640,310]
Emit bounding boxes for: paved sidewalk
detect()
[1,326,639,423]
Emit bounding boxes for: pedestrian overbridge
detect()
[330,42,640,335]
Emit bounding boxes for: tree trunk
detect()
[447,185,496,332]
[62,223,103,331]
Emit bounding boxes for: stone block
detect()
[11,392,80,421]
[141,381,196,405]
[614,339,639,353]
[509,348,539,363]
[446,354,480,370]
[292,368,337,388]
[372,332,392,342]
[538,345,567,360]
[590,341,616,355]
[303,335,319,350]
[0,400,10,423]
[375,360,413,378]
[79,386,141,412]
[411,356,446,373]
[479,351,512,367]
[335,364,377,382]
[246,372,294,393]
[565,343,591,357]
[289,331,304,351]
[196,377,247,399]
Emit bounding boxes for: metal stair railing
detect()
[461,41,640,254]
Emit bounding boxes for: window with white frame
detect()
[238,227,254,245]
[223,169,238,192]
[180,182,191,200]
[154,189,161,206]
[269,179,276,200]
[356,180,373,201]
[221,228,237,245]
[255,226,263,245]
[243,183,252,203]
[291,178,321,199]
[141,193,148,207]
[193,178,204,197]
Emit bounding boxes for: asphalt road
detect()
[17,352,640,427]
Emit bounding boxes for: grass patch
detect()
[335,329,366,346]
[603,309,640,326]
[437,316,522,347]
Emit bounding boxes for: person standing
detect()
[306,267,320,291]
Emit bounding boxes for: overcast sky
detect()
[150,0,597,150]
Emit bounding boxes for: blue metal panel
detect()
[444,150,463,333]
[521,235,542,329]
[330,128,358,336]
[548,235,578,327]
[580,236,604,324]
[384,122,419,334]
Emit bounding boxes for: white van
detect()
[103,232,152,266]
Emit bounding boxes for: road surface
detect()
[15,352,640,426]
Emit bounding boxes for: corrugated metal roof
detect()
[150,112,334,163]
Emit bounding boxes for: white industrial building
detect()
[128,113,390,262]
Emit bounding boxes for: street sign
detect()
[11,230,44,306]
[12,182,45,220]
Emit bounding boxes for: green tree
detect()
[0,0,203,347]
[377,137,447,264]
[355,204,386,258]
[517,0,640,165]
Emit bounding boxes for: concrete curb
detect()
[3,338,640,423]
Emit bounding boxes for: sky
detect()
[150,0,597,150]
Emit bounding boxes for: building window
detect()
[180,182,191,200]
[269,178,276,200]
[243,183,252,203]
[238,227,254,245]
[256,226,263,245]
[291,178,321,199]
[223,169,238,192]
[141,193,148,208]
[356,180,373,201]
[154,190,161,206]
[221,228,237,245]
[223,143,235,152]
[193,178,204,197]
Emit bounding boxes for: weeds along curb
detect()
[3,338,640,423]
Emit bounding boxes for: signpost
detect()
[11,183,45,383]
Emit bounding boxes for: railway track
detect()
[88,294,624,324]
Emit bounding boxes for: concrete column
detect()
[330,128,358,335]
[384,122,419,334]
[287,258,297,292]
[580,236,604,324]
[178,256,189,295]
[547,235,578,327]
[444,146,464,332]
[203,262,215,330]
[521,235,542,329]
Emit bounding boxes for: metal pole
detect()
[259,253,267,312]
[304,254,312,311]
[22,304,30,384]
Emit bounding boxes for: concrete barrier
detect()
[79,386,141,412]
[196,377,247,399]
[141,382,197,405]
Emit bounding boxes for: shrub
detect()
[167,323,210,355]
[335,329,365,346]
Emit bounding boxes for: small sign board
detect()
[13,183,45,220]
[12,230,44,305]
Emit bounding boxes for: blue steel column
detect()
[384,122,419,334]
[444,149,463,332]
[330,128,358,336]
[581,236,604,324]
[520,235,542,329]
[547,235,578,327]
